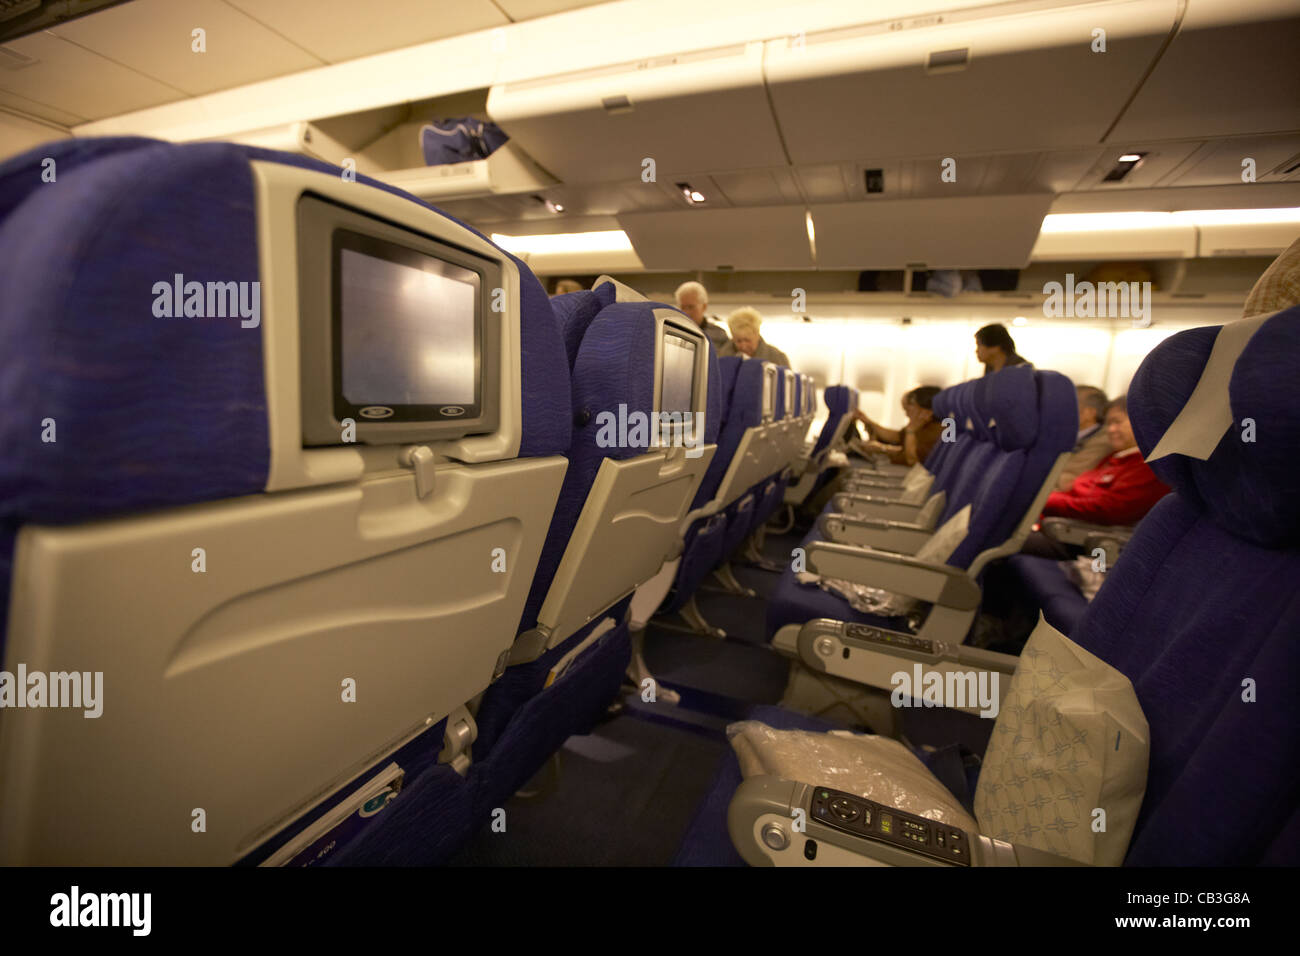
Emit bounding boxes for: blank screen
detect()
[340,247,477,406]
[661,333,697,415]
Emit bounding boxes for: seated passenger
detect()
[552,277,584,295]
[674,280,731,351]
[851,386,943,467]
[1021,394,1169,558]
[1057,384,1113,491]
[974,322,1030,375]
[718,306,791,366]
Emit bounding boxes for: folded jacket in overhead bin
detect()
[420,118,509,166]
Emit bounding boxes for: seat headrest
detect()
[976,364,1039,450]
[1130,306,1300,547]
[823,385,852,413]
[552,284,617,369]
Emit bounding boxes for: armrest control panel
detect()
[810,785,971,866]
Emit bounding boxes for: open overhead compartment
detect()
[811,194,1053,269]
[617,205,813,271]
[764,0,1177,164]
[217,109,558,202]
[1108,0,1300,143]
[486,40,787,184]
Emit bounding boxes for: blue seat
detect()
[1002,554,1089,636]
[683,307,1300,866]
[0,138,573,865]
[463,281,719,847]
[768,366,1076,643]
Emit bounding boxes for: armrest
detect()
[833,491,944,528]
[1040,518,1135,567]
[844,474,908,490]
[818,512,931,555]
[789,616,1016,717]
[728,776,1087,867]
[806,541,977,609]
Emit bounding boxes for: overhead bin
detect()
[487,41,787,184]
[1031,214,1196,260]
[617,205,813,271]
[1108,0,1300,142]
[764,0,1177,164]
[378,142,558,201]
[811,194,1053,269]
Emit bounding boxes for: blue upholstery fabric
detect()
[518,300,659,632]
[549,285,616,370]
[0,137,571,658]
[1004,554,1089,635]
[661,513,729,615]
[771,368,1074,640]
[0,135,160,223]
[1073,494,1300,864]
[1131,310,1300,548]
[811,385,853,456]
[691,356,743,509]
[1072,307,1300,864]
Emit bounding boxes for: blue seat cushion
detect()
[1005,554,1088,635]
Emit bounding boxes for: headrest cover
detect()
[1131,307,1300,547]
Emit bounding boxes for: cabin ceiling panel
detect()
[51,0,324,96]
[224,0,506,64]
[0,30,184,121]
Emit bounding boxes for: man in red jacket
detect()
[1021,395,1169,558]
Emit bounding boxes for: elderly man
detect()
[1056,385,1114,491]
[674,281,730,351]
[718,307,792,367]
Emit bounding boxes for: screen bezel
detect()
[332,231,483,426]
[298,195,502,446]
[761,363,777,422]
[653,311,708,450]
[782,368,796,418]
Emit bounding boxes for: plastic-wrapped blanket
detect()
[727,721,978,831]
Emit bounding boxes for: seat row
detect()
[676,305,1300,867]
[0,137,717,865]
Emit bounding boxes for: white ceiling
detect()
[0,0,613,124]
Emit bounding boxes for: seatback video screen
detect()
[338,245,478,409]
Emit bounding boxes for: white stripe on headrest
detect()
[1146,310,1273,462]
[593,275,647,303]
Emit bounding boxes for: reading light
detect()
[677,182,706,204]
[1012,316,1028,327]
[1118,153,1143,163]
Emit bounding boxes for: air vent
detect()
[0,44,36,70]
